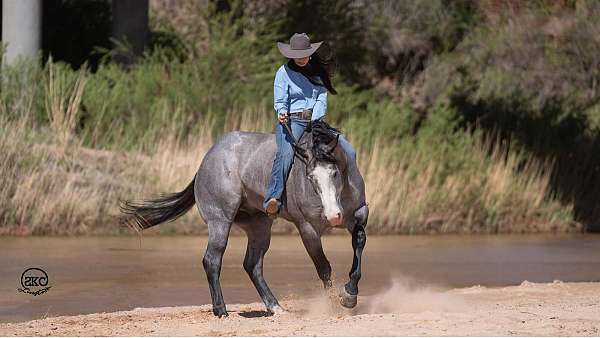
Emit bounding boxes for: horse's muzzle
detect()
[328,212,343,226]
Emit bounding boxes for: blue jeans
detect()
[263,118,357,211]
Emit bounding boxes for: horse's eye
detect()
[332,171,338,178]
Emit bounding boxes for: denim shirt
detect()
[273,64,327,121]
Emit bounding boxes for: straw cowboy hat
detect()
[277,33,323,59]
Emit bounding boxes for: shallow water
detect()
[2,234,600,323]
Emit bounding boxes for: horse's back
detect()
[205,131,275,167]
[194,131,276,216]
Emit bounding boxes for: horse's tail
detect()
[119,177,196,231]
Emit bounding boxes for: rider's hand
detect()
[278,112,288,124]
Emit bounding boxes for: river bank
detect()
[2,281,599,336]
[3,235,600,325]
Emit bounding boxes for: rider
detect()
[263,32,357,218]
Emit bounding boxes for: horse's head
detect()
[296,120,348,226]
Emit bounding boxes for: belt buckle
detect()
[302,109,313,120]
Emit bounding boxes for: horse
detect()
[120,120,368,317]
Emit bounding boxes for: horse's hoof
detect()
[268,305,287,316]
[339,287,358,308]
[212,306,229,318]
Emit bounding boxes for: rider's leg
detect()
[263,123,292,212]
[263,119,307,213]
[337,133,357,163]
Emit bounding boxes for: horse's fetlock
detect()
[344,282,358,296]
[319,263,332,278]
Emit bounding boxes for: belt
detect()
[289,109,312,120]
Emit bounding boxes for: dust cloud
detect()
[305,275,467,318]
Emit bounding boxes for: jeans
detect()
[263,118,357,211]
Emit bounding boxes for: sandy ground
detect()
[2,280,600,336]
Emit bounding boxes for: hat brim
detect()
[277,41,323,58]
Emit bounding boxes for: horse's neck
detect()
[288,159,321,213]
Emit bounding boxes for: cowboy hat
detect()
[277,33,323,59]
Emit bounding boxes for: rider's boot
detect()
[265,198,279,219]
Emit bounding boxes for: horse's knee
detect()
[202,254,217,275]
[243,243,267,278]
[354,204,369,228]
[243,256,258,276]
[352,208,367,250]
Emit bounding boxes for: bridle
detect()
[281,120,341,175]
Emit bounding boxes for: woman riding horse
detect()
[263,33,357,219]
[120,32,368,317]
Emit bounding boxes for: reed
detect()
[0,108,579,235]
[44,59,88,147]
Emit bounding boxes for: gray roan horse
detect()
[120,120,368,317]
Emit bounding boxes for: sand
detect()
[2,280,599,336]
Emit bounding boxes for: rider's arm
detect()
[274,66,289,118]
[312,87,327,121]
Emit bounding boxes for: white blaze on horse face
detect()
[312,164,343,226]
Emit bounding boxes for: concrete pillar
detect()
[112,0,148,63]
[1,0,42,65]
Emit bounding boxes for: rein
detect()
[281,121,311,166]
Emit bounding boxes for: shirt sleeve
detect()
[312,87,327,121]
[273,67,289,116]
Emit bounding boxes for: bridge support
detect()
[1,0,42,65]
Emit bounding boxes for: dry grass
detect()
[0,109,579,235]
[44,60,88,147]
[359,135,578,234]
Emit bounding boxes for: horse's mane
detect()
[308,120,341,163]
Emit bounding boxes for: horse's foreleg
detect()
[298,222,332,288]
[243,217,284,315]
[340,204,368,308]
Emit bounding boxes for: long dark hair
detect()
[287,43,338,95]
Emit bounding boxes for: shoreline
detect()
[0,230,591,237]
[2,281,599,336]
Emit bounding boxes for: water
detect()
[2,234,600,323]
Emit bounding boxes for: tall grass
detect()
[45,59,88,147]
[362,134,575,234]
[0,105,579,235]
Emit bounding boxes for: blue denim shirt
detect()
[273,64,327,121]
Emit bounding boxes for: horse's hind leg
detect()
[203,219,233,317]
[241,214,284,315]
